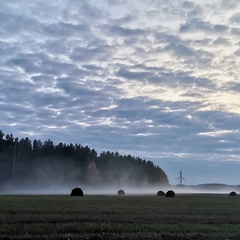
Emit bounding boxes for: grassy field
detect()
[0,193,240,239]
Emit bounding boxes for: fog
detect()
[2,184,239,196]
[1,184,168,195]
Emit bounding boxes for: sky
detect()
[1,0,240,186]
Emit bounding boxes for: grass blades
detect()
[0,194,240,239]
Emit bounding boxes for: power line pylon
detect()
[177,170,185,186]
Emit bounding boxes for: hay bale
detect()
[157,190,165,196]
[229,191,237,197]
[166,190,175,198]
[118,190,125,195]
[71,187,84,196]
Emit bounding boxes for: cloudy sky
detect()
[1,0,240,185]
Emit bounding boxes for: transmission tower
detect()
[177,170,185,186]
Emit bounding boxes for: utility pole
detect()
[12,139,17,189]
[177,170,185,186]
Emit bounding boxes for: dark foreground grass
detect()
[0,194,240,239]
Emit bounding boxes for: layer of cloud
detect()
[1,0,240,185]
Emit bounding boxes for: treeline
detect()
[0,130,169,191]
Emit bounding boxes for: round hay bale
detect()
[166,190,175,198]
[118,190,125,196]
[71,187,84,196]
[157,190,165,196]
[229,191,237,197]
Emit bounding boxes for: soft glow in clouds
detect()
[1,0,240,185]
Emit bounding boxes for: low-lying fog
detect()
[1,184,239,195]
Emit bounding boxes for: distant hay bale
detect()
[157,190,165,196]
[229,191,237,197]
[166,190,175,198]
[118,190,125,196]
[70,187,84,196]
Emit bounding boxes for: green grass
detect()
[0,194,240,239]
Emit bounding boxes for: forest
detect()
[0,130,169,192]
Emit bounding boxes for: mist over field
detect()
[2,182,240,196]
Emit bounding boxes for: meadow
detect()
[0,193,240,239]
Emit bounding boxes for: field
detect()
[0,193,240,239]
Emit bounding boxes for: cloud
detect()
[226,81,240,92]
[43,22,90,38]
[110,25,145,37]
[230,13,240,23]
[1,0,240,185]
[212,37,230,45]
[180,18,228,34]
[116,67,150,81]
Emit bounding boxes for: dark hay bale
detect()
[157,190,165,196]
[118,190,125,196]
[229,191,237,197]
[166,190,175,198]
[71,187,84,196]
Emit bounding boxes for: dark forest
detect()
[0,130,169,192]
